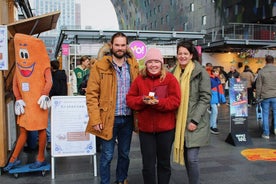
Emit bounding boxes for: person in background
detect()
[205,62,213,75]
[126,48,181,184]
[256,55,276,139]
[252,67,262,91]
[254,68,262,81]
[218,66,227,91]
[227,65,240,79]
[74,56,90,94]
[240,65,254,107]
[173,41,211,184]
[78,58,96,95]
[209,68,226,134]
[69,70,77,95]
[85,32,139,184]
[226,65,240,105]
[47,59,67,149]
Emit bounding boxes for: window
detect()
[190,3,194,12]
[202,15,207,25]
[235,5,238,15]
[184,23,188,31]
[225,8,229,18]
[158,5,161,12]
[170,0,173,6]
[166,15,169,23]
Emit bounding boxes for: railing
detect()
[201,23,276,44]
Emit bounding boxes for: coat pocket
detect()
[99,100,109,126]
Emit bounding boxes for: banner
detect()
[225,78,252,146]
[129,40,147,60]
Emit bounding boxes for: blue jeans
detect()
[100,115,133,184]
[184,144,200,184]
[210,104,218,128]
[261,98,276,136]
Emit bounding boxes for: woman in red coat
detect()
[126,48,181,184]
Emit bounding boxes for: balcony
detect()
[199,23,276,52]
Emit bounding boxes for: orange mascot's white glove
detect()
[14,100,26,115]
[37,95,51,110]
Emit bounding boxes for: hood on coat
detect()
[97,43,135,61]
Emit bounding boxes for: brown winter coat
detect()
[85,44,139,140]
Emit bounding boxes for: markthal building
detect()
[101,0,276,71]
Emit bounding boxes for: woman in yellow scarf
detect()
[173,41,211,184]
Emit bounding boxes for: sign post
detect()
[51,96,97,179]
[225,78,253,146]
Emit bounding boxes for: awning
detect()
[7,11,60,36]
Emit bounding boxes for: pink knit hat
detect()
[144,48,164,64]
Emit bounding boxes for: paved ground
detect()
[1,104,276,184]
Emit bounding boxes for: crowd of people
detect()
[5,31,276,184]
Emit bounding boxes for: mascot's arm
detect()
[12,74,22,100]
[37,68,52,110]
[13,74,26,115]
[41,68,53,95]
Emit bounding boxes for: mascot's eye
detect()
[19,49,29,59]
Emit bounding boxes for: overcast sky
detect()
[77,0,119,30]
[29,0,119,30]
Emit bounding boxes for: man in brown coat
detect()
[85,32,139,184]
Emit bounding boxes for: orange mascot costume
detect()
[4,33,52,171]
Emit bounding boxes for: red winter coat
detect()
[126,71,181,133]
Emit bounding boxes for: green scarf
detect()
[173,61,195,165]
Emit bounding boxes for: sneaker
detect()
[3,159,21,172]
[29,160,47,169]
[261,134,270,139]
[210,127,219,135]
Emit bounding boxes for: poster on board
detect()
[229,78,248,117]
[51,96,96,157]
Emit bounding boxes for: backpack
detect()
[49,70,68,97]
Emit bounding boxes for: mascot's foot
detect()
[3,159,21,172]
[29,160,47,169]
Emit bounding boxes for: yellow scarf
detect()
[173,61,195,165]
